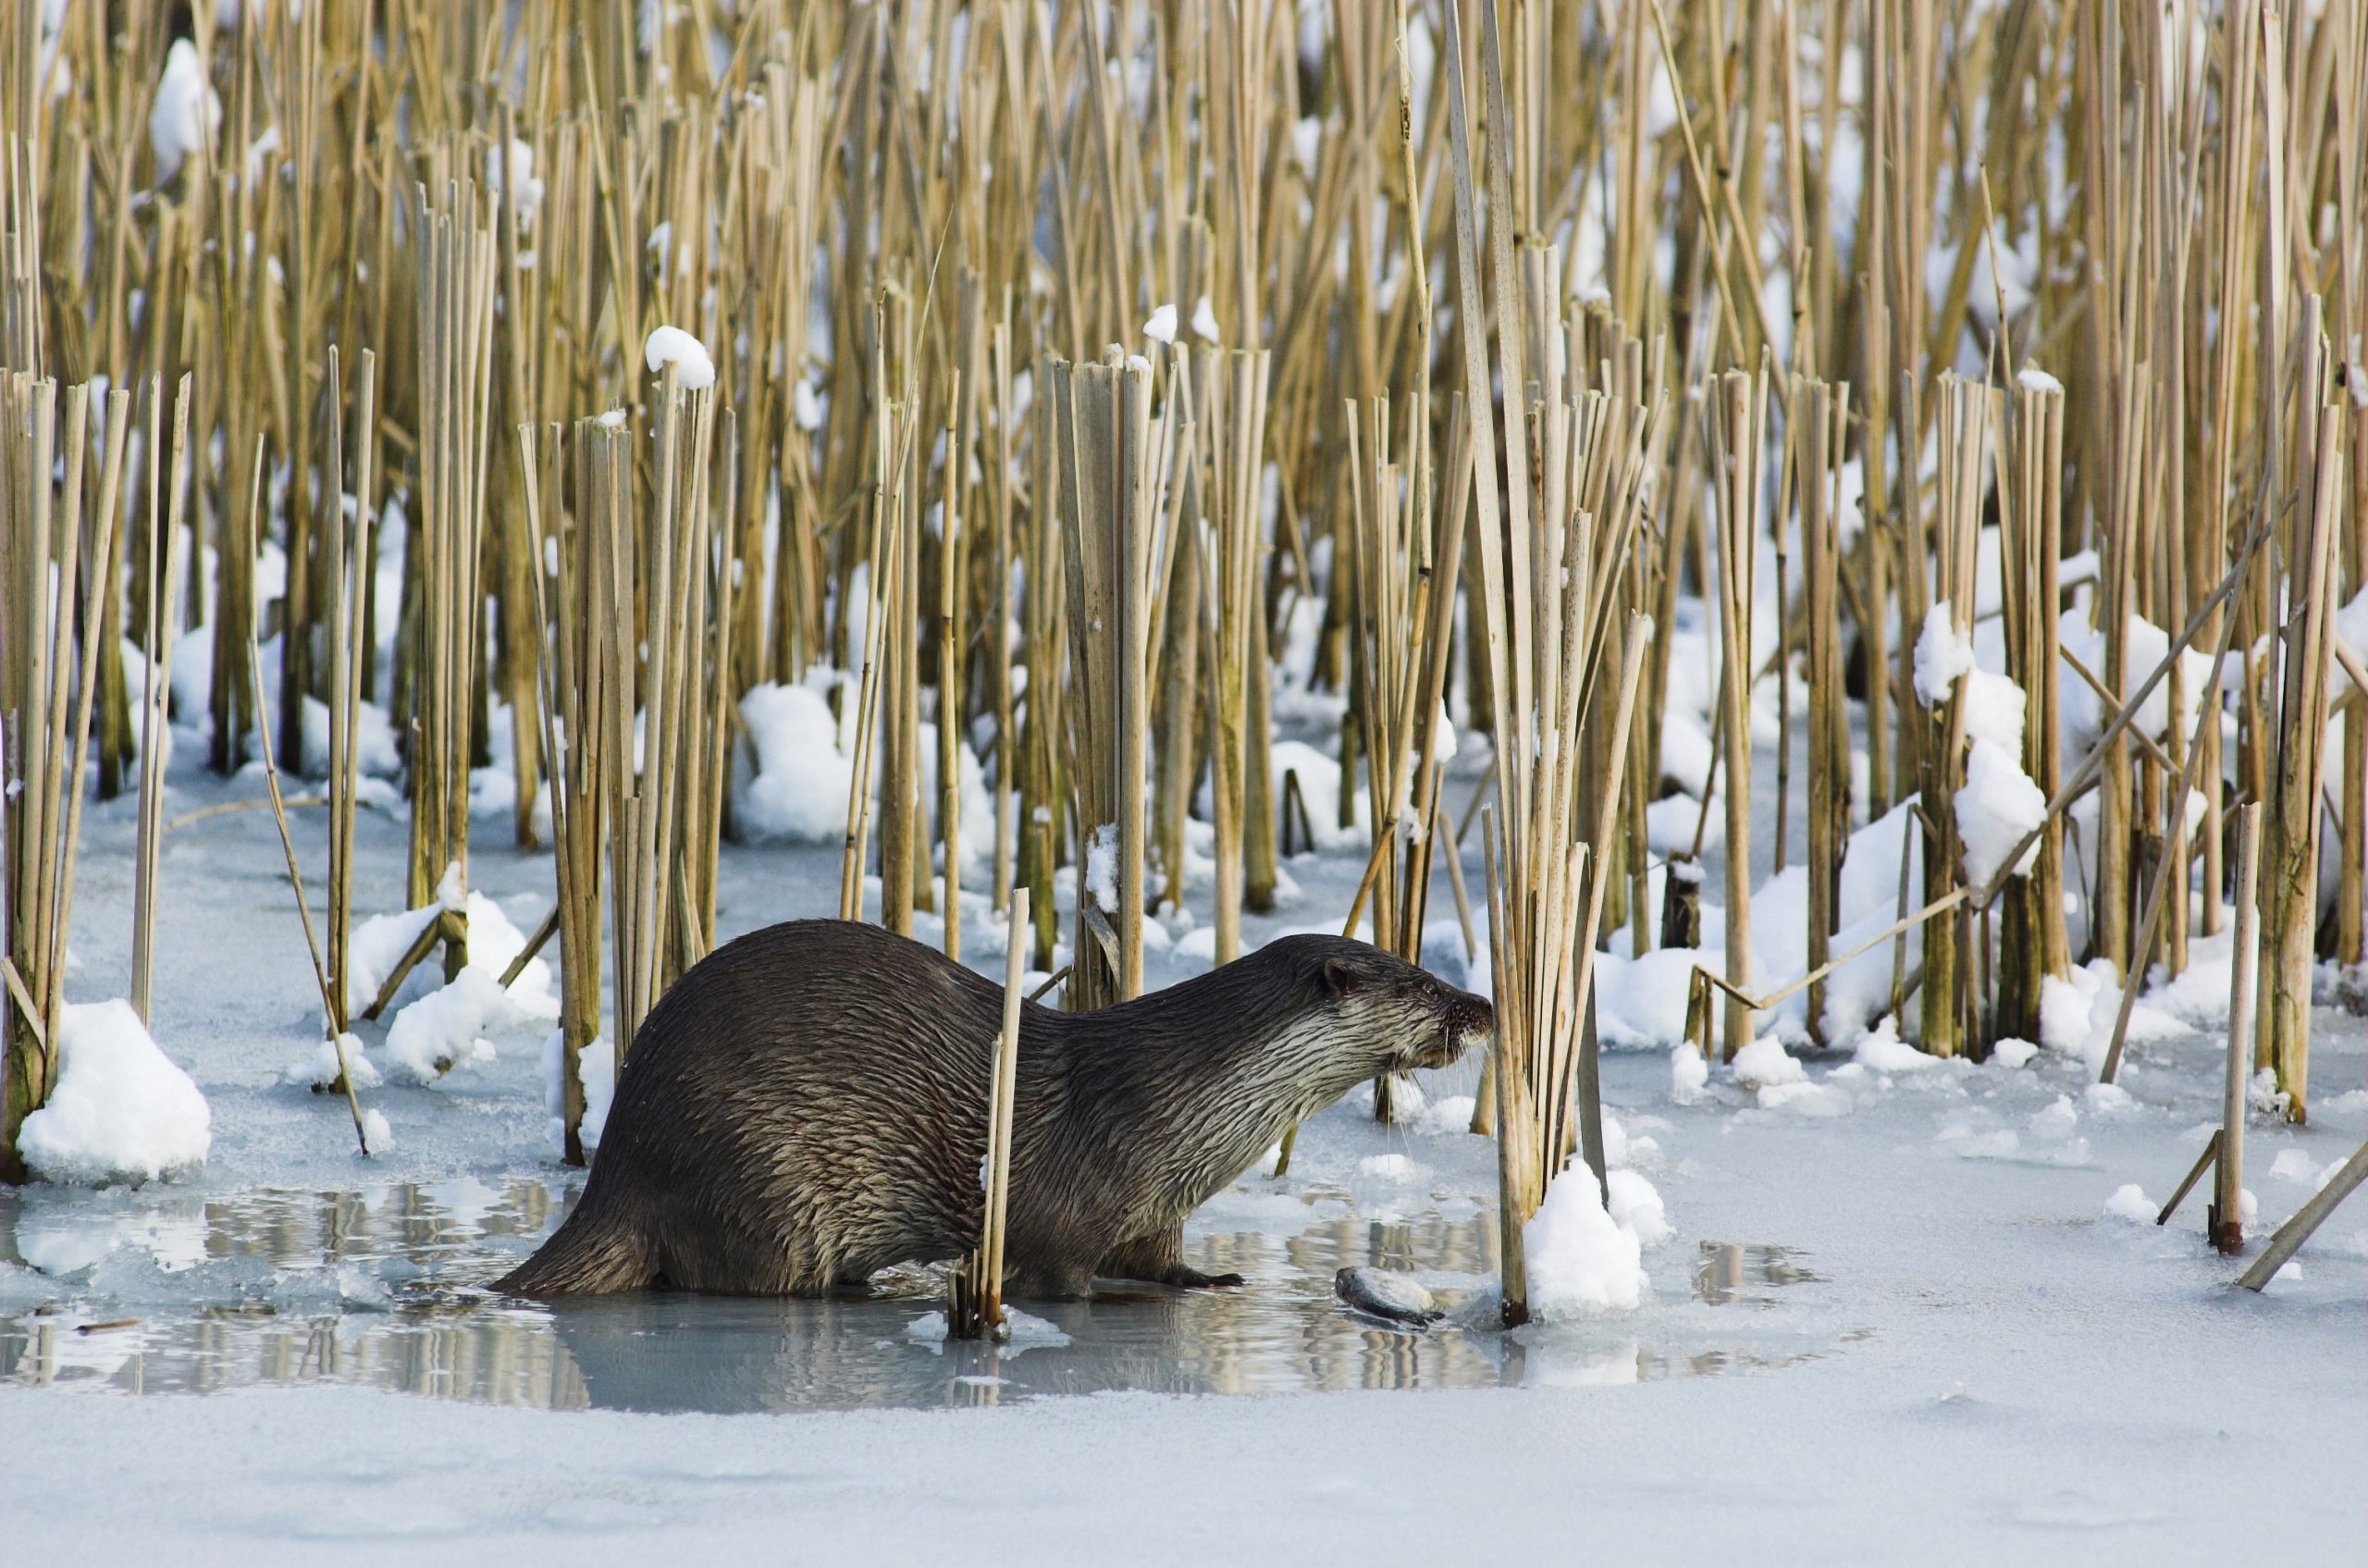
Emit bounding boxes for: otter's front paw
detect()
[1174,1266,1246,1290]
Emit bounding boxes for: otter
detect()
[496,920,1492,1299]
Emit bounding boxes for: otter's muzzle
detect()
[1413,997,1494,1069]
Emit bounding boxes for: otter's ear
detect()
[1322,957,1358,998]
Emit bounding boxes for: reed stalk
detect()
[952,886,1030,1341]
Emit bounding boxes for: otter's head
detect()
[1260,934,1495,1077]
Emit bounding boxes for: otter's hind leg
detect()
[1096,1224,1244,1290]
[495,1204,656,1295]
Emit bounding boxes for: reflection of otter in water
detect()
[499,921,1490,1299]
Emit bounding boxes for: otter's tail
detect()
[494,1208,654,1295]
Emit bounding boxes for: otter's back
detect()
[588,920,1019,1290]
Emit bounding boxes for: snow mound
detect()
[1597,947,1716,1049]
[2102,1184,2154,1223]
[1606,1169,1669,1247]
[735,680,856,842]
[1989,1038,2039,1068]
[644,325,715,389]
[1523,1170,1648,1316]
[1955,739,2045,885]
[384,968,531,1084]
[1670,1043,1710,1104]
[280,1033,382,1093]
[1855,1016,1942,1073]
[349,879,558,1027]
[1914,602,1975,704]
[1731,1035,1805,1088]
[1269,739,1365,851]
[19,1001,212,1186]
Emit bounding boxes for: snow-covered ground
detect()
[4,757,2362,1564]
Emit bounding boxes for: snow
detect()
[791,378,825,431]
[149,42,220,183]
[1955,737,2047,884]
[644,326,716,390]
[18,1002,212,1186]
[1267,738,1364,850]
[1669,1043,1709,1103]
[734,679,856,841]
[1523,1168,1648,1316]
[279,1033,382,1093]
[1730,1034,1805,1088]
[1083,823,1120,910]
[2102,1183,2155,1223]
[734,675,993,877]
[2058,610,2214,748]
[1855,1016,1942,1073]
[1594,946,1714,1049]
[1190,295,1222,341]
[1605,1168,1669,1246]
[347,877,555,1027]
[542,1031,615,1154]
[1960,668,2028,755]
[1142,303,1178,343]
[383,968,510,1084]
[1913,601,1975,704]
[1991,1037,2039,1068]
[487,138,544,228]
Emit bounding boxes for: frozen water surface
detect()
[3,766,2362,1562]
[2,1179,1834,1411]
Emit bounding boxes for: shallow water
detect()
[1,1181,1832,1413]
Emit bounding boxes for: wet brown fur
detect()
[496,920,1492,1298]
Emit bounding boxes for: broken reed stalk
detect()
[406,186,497,981]
[952,885,1030,1341]
[604,367,726,1052]
[1341,385,1459,1122]
[524,418,610,1167]
[1995,373,2070,1043]
[1438,0,1667,1313]
[841,361,907,925]
[1914,378,1990,1058]
[879,351,925,935]
[1796,375,1849,1044]
[2,372,125,1179]
[1709,369,1762,1061]
[1203,348,1271,968]
[2238,1137,2368,1293]
[938,377,967,962]
[1054,351,1155,1009]
[2257,408,2345,1123]
[324,351,380,1062]
[128,378,190,1027]
[2214,802,2263,1254]
[988,322,1019,922]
